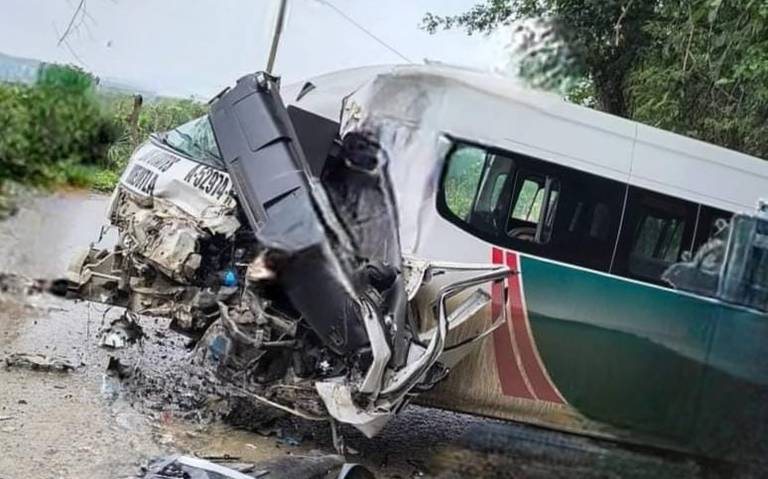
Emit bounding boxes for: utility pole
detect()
[266,0,288,74]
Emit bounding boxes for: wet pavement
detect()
[0,192,751,479]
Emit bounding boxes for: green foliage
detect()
[423,0,656,116]
[565,77,597,107]
[0,63,206,192]
[423,1,768,158]
[0,64,117,185]
[444,146,485,220]
[36,63,96,94]
[628,0,768,158]
[102,95,207,171]
[0,84,33,179]
[422,0,524,34]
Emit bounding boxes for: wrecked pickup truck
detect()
[67,69,509,438]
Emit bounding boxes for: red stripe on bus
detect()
[505,251,566,404]
[491,247,536,399]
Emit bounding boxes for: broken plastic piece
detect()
[222,269,238,287]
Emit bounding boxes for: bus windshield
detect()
[161,116,224,169]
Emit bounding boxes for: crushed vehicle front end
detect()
[67,71,509,438]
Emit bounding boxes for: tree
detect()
[423,0,656,117]
[628,0,768,157]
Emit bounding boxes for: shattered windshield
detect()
[161,115,224,169]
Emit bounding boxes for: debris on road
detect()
[276,433,303,447]
[0,273,43,296]
[0,272,68,297]
[336,464,375,479]
[142,455,258,479]
[3,352,76,372]
[140,454,371,479]
[101,356,135,400]
[105,355,134,379]
[99,312,145,349]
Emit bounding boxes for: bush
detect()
[0,84,33,180]
[0,64,118,185]
[0,63,206,192]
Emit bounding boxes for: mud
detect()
[0,192,749,479]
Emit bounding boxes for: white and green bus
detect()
[76,64,768,468]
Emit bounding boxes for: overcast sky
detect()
[0,0,506,98]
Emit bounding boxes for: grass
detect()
[51,163,122,192]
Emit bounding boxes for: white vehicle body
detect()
[71,65,768,465]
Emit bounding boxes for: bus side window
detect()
[470,154,516,235]
[441,145,517,238]
[612,187,698,284]
[442,145,486,222]
[506,173,560,243]
[439,140,621,273]
[693,205,732,251]
[589,203,612,240]
[550,174,624,271]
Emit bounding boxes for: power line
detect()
[51,21,90,68]
[314,0,414,64]
[58,0,87,45]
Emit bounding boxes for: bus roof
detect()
[288,64,768,214]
